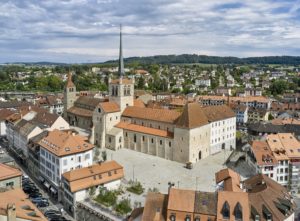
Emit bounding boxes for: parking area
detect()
[0,137,73,221]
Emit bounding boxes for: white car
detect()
[0,149,4,154]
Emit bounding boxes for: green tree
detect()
[47,75,63,91]
[137,77,145,89]
[269,80,288,95]
[115,199,132,215]
[89,186,96,197]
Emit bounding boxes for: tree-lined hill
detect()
[105,54,300,65]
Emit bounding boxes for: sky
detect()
[1,0,300,63]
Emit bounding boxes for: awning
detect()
[44,181,50,189]
[50,187,57,194]
[38,176,45,183]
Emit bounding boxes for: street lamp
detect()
[132,165,135,182]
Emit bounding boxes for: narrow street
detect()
[0,138,75,221]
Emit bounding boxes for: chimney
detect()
[7,203,16,221]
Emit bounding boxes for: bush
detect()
[115,199,132,215]
[95,189,117,207]
[127,181,144,195]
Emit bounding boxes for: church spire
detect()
[118,24,125,77]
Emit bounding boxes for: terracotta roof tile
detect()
[38,129,93,157]
[142,192,167,221]
[122,106,181,124]
[0,163,22,181]
[251,141,278,166]
[0,109,15,121]
[202,105,236,122]
[67,106,93,117]
[0,188,47,221]
[116,122,174,138]
[133,99,146,108]
[215,168,242,192]
[62,161,124,192]
[167,188,195,213]
[98,102,120,113]
[75,96,102,108]
[217,191,250,221]
[244,174,295,221]
[175,103,209,129]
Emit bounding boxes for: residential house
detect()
[38,129,94,200]
[132,168,295,221]
[61,160,124,217]
[0,163,22,189]
[0,188,47,221]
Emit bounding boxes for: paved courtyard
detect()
[105,148,232,194]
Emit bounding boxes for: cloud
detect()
[0,0,300,62]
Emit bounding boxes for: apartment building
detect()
[247,133,300,194]
[38,129,94,200]
[61,160,124,217]
[202,106,236,154]
[6,109,69,158]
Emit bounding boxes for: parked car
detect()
[31,197,48,203]
[36,201,49,207]
[29,192,42,198]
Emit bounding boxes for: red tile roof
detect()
[116,122,174,138]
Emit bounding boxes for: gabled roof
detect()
[167,188,195,213]
[215,168,242,192]
[62,161,124,192]
[98,102,120,113]
[0,163,22,181]
[31,112,59,128]
[116,122,174,138]
[122,106,181,124]
[67,106,93,117]
[0,109,15,121]
[74,96,102,109]
[175,103,209,129]
[14,119,39,137]
[142,192,167,221]
[133,99,146,108]
[202,105,236,122]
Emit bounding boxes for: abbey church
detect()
[64,27,236,164]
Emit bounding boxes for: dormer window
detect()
[222,201,230,219]
[234,202,243,220]
[170,214,176,221]
[185,215,191,221]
